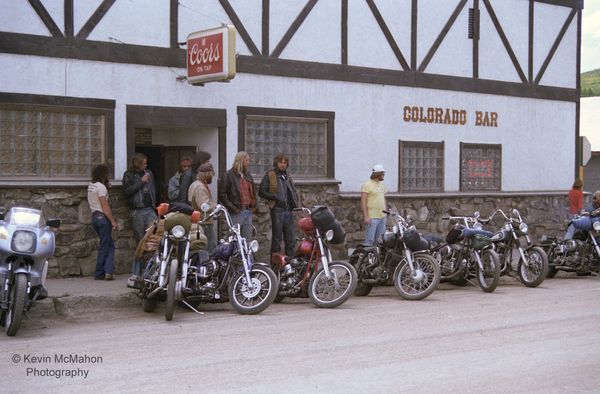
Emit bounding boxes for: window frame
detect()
[398,140,445,193]
[0,92,115,184]
[459,142,502,192]
[237,106,335,180]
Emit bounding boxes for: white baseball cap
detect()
[372,164,385,173]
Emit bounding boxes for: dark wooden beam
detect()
[529,0,534,83]
[341,0,348,65]
[270,0,319,58]
[262,0,269,56]
[535,0,583,9]
[76,0,116,39]
[411,0,417,70]
[170,0,178,48]
[483,0,528,84]
[365,0,410,71]
[28,0,63,37]
[575,9,582,179]
[418,0,467,73]
[473,0,480,79]
[64,0,74,38]
[534,9,577,85]
[218,0,261,56]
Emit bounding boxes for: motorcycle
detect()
[271,206,357,308]
[435,213,501,292]
[0,207,61,336]
[140,203,278,320]
[540,210,600,278]
[349,210,440,300]
[481,209,548,287]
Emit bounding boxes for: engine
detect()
[279,257,308,291]
[189,251,224,297]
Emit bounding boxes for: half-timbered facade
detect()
[0,1,583,275]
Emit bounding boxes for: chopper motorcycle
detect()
[271,206,357,308]
[140,203,278,320]
[540,210,600,278]
[349,210,440,300]
[0,207,61,336]
[481,208,548,287]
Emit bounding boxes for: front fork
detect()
[317,235,336,283]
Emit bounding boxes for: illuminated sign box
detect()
[186,25,236,85]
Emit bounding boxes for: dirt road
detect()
[2,276,600,393]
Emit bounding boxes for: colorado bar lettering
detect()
[403,106,498,127]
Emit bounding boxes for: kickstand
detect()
[180,299,205,315]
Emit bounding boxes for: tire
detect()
[229,266,278,314]
[142,297,158,313]
[545,265,558,279]
[450,276,468,286]
[308,261,357,308]
[6,273,28,336]
[165,259,178,321]
[274,294,285,303]
[518,247,549,288]
[393,254,440,301]
[477,249,501,293]
[354,281,373,297]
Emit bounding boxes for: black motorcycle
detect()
[540,210,600,278]
[349,210,440,300]
[434,213,501,293]
[481,209,548,287]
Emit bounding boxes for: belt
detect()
[240,205,252,210]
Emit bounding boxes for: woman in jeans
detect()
[87,164,118,280]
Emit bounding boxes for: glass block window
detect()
[460,143,502,191]
[244,116,329,178]
[399,141,444,192]
[0,107,105,180]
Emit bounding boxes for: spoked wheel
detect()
[141,256,159,313]
[477,249,501,293]
[518,247,549,287]
[6,273,28,336]
[393,254,440,300]
[308,261,357,308]
[165,259,178,321]
[228,266,278,314]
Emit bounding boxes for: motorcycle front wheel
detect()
[165,259,178,321]
[308,261,357,308]
[518,247,549,287]
[393,253,440,301]
[477,249,501,293]
[6,273,27,336]
[228,265,278,315]
[141,256,159,313]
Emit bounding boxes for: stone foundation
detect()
[0,184,573,277]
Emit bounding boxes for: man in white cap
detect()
[361,164,388,246]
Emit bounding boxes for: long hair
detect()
[273,153,289,167]
[197,169,215,184]
[573,178,583,189]
[129,153,147,172]
[232,151,249,174]
[91,164,110,186]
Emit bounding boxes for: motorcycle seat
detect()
[355,244,377,252]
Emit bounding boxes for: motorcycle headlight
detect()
[171,225,186,239]
[12,230,36,253]
[519,223,528,234]
[325,230,334,241]
[392,225,399,234]
[594,221,600,231]
[249,240,259,253]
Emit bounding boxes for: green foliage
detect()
[581,68,600,97]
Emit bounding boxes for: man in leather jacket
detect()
[259,153,300,257]
[218,151,256,241]
[122,153,157,286]
[175,151,211,204]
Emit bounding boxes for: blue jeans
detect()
[364,218,386,247]
[131,207,157,276]
[564,216,600,240]
[92,211,115,278]
[270,208,296,256]
[201,223,217,253]
[231,209,253,241]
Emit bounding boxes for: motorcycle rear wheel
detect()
[518,247,549,287]
[350,253,374,297]
[477,249,501,293]
[165,259,178,321]
[393,254,440,301]
[308,261,357,308]
[229,266,278,314]
[6,273,27,336]
[545,266,558,278]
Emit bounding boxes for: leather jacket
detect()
[259,169,299,210]
[218,169,256,214]
[122,169,156,210]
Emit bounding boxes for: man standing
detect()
[167,156,192,202]
[259,153,300,257]
[189,162,217,252]
[122,153,157,287]
[218,151,257,241]
[361,164,387,246]
[175,151,211,204]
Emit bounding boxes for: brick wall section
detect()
[0,184,572,277]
